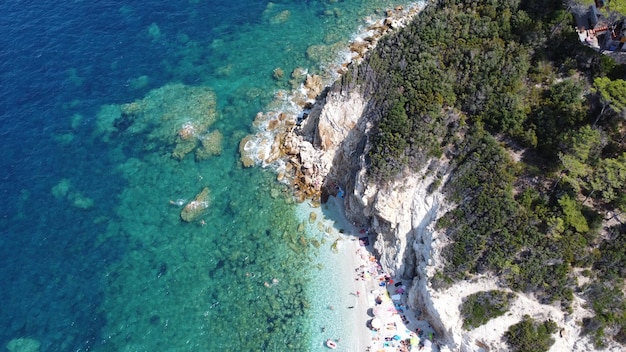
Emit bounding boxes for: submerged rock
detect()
[196,130,223,160]
[51,179,71,199]
[94,83,219,161]
[272,67,285,80]
[172,138,198,160]
[181,187,210,222]
[51,178,94,209]
[270,10,291,24]
[6,337,40,352]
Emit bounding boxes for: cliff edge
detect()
[294,83,456,348]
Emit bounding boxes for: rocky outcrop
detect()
[344,158,453,345]
[180,187,210,222]
[304,74,324,100]
[289,76,611,352]
[237,2,460,348]
[292,90,367,202]
[238,2,427,178]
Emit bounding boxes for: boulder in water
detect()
[181,187,210,222]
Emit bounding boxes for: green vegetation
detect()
[581,278,626,347]
[344,0,626,347]
[505,315,559,352]
[572,0,626,17]
[460,290,516,329]
[582,222,626,347]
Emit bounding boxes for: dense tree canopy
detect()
[594,77,626,114]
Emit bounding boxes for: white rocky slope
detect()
[294,88,621,351]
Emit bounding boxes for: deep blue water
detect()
[1,0,414,350]
[1,2,271,350]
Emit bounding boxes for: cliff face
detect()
[296,84,454,345]
[356,166,451,343]
[295,81,612,352]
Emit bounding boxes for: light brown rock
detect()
[304,74,323,99]
[239,135,256,167]
[181,187,210,222]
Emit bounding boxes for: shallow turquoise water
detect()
[0,1,417,350]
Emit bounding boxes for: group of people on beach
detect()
[351,235,436,351]
[354,260,380,282]
[315,193,437,351]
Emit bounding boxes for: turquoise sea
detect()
[0,1,415,350]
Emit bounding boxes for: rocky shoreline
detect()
[238,2,453,347]
[238,3,424,202]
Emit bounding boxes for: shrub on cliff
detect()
[460,290,516,330]
[505,315,558,352]
[369,97,411,180]
[437,124,528,277]
[581,279,626,348]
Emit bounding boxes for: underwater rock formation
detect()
[272,67,284,81]
[180,187,210,222]
[196,130,223,160]
[6,337,40,352]
[51,178,94,210]
[94,83,220,160]
[269,10,291,25]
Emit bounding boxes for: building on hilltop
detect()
[575,0,626,52]
[602,19,626,51]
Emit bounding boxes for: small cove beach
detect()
[299,196,438,351]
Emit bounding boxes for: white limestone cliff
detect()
[298,86,455,347]
[294,81,618,352]
[357,164,453,346]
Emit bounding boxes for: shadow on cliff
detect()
[298,65,381,238]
